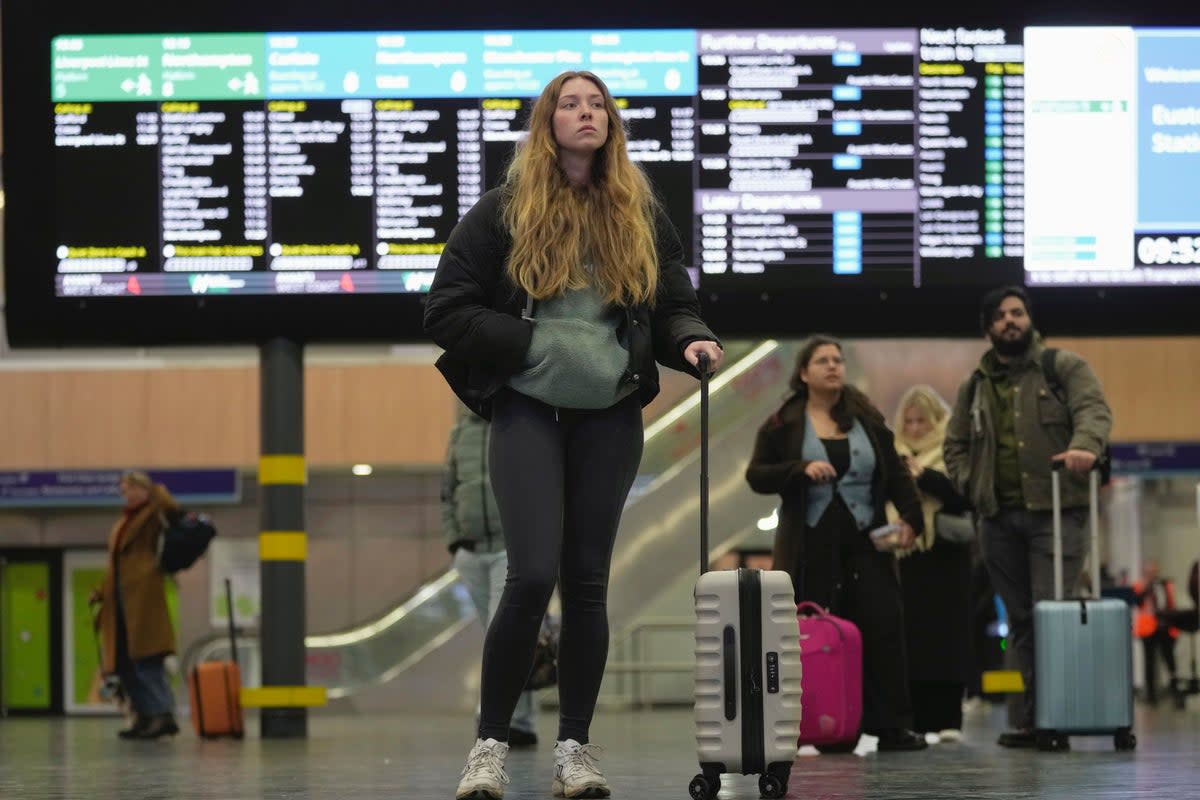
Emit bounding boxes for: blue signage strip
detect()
[1136,30,1200,230]
[0,469,241,507]
[264,29,696,99]
[1110,442,1200,476]
[266,33,384,99]
[266,31,481,100]
[494,30,695,97]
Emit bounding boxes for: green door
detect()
[1,561,53,710]
[63,552,182,712]
[68,564,109,710]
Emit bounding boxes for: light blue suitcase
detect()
[1033,467,1136,751]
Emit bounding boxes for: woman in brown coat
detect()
[91,471,180,739]
[746,335,928,751]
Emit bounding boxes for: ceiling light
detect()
[351,464,373,476]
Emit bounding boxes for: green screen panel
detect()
[2,562,53,709]
[69,566,107,707]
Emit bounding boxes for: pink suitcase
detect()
[797,601,862,749]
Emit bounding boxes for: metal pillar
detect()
[258,337,309,738]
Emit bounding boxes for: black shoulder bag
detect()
[159,510,218,573]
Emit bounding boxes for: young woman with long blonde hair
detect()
[425,71,723,800]
[890,385,973,742]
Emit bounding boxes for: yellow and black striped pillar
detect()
[254,337,324,737]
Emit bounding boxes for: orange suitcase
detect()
[188,578,244,738]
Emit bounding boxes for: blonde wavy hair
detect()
[502,70,658,307]
[892,385,950,452]
[120,470,154,490]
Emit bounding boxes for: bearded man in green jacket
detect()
[945,286,1112,749]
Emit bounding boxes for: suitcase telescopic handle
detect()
[698,352,711,576]
[225,577,239,667]
[1050,460,1102,602]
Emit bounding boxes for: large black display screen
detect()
[46,28,1023,300]
[1023,27,1200,287]
[6,11,1197,344]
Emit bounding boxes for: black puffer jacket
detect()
[423,187,719,419]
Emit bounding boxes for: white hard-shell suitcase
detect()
[689,353,802,800]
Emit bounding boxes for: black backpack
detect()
[159,510,218,573]
[1039,348,1112,483]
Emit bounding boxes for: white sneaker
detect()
[937,728,963,743]
[456,738,510,800]
[552,739,610,798]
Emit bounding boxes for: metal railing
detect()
[605,617,695,707]
[183,616,701,709]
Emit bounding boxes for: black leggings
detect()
[478,389,643,744]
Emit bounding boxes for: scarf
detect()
[887,413,948,557]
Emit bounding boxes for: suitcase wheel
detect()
[1035,731,1069,752]
[1114,729,1137,751]
[815,739,858,754]
[688,773,719,800]
[758,773,786,799]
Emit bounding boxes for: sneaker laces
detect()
[556,742,605,784]
[461,741,510,786]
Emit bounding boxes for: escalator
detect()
[183,339,805,711]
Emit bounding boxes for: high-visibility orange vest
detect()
[1133,579,1178,639]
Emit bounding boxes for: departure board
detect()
[1024,27,1200,286]
[695,28,1024,289]
[49,27,1023,299]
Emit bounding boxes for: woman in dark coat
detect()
[889,385,973,741]
[91,470,179,740]
[425,70,723,800]
[746,335,927,751]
